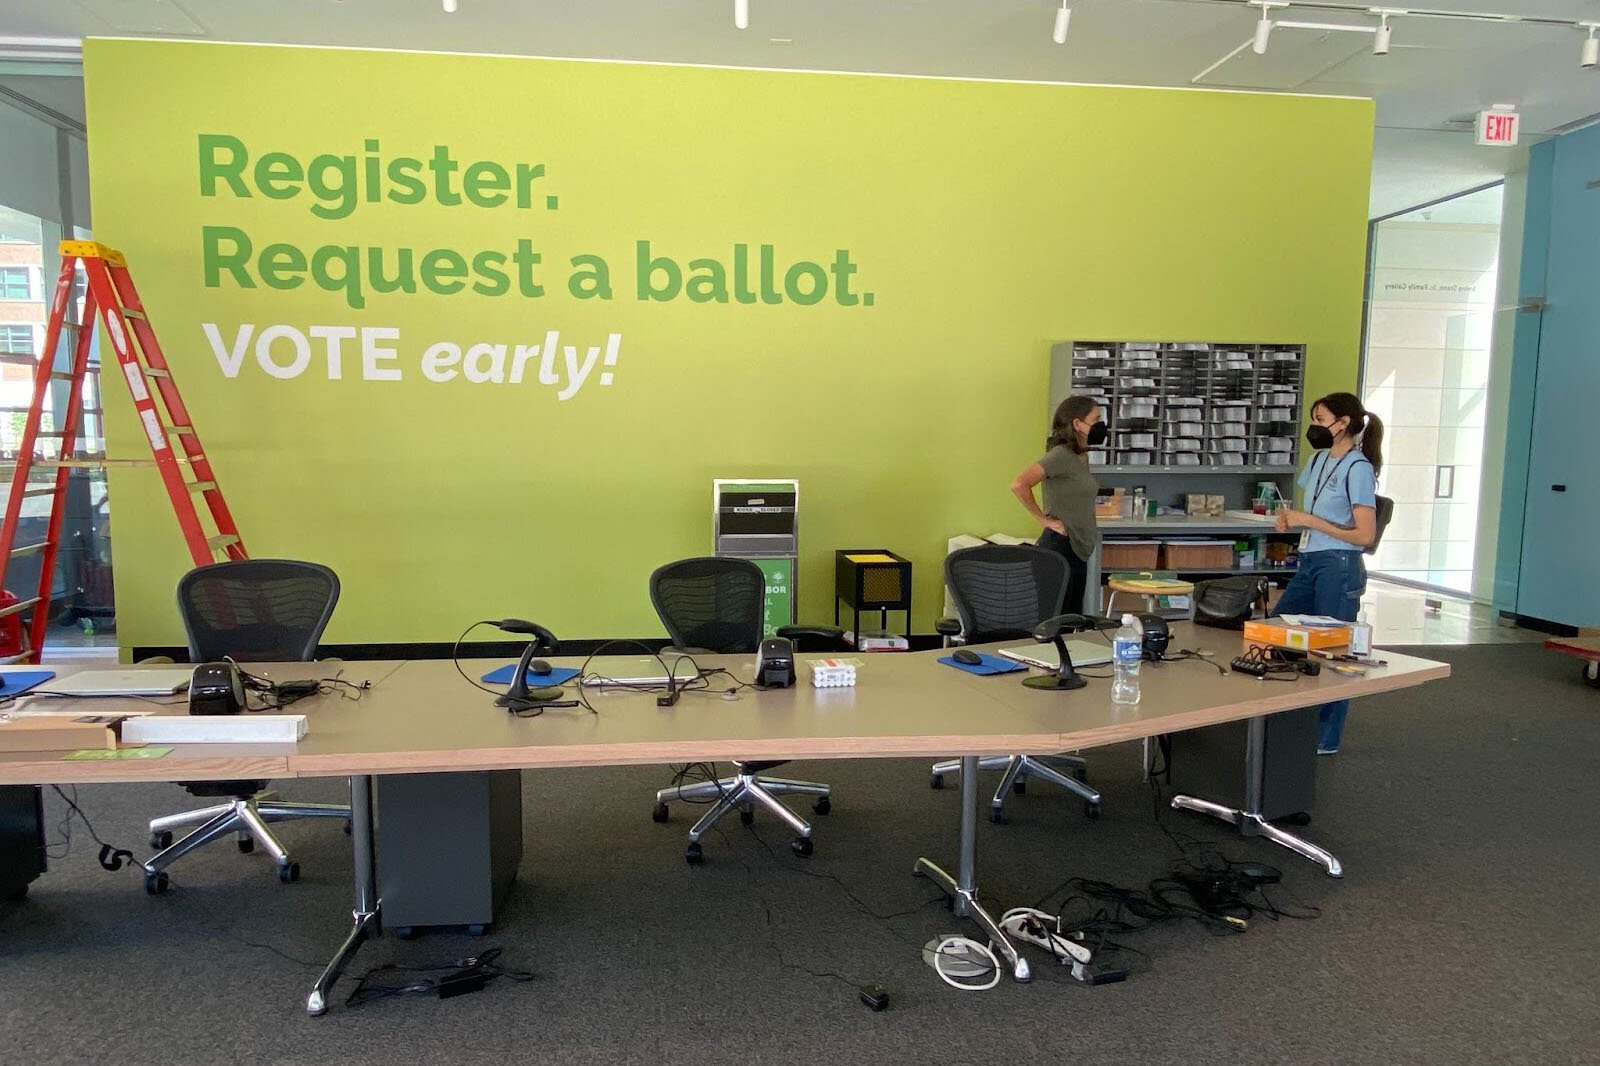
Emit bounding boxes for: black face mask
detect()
[1305,424,1335,450]
[1084,422,1109,447]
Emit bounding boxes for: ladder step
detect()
[0,596,41,619]
[145,368,171,379]
[50,371,77,381]
[168,426,196,436]
[21,488,56,498]
[122,309,146,321]
[207,534,240,551]
[8,543,48,558]
[189,480,217,493]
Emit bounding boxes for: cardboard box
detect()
[1243,620,1350,652]
[0,717,118,753]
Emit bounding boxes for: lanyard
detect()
[1308,451,1353,514]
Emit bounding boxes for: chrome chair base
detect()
[654,768,831,861]
[145,793,350,887]
[930,753,1102,820]
[1171,794,1344,878]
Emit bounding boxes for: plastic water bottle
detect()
[1112,613,1143,705]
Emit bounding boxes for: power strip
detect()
[1230,656,1271,678]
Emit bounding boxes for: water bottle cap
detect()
[1122,614,1135,624]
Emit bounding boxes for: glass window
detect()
[0,325,34,353]
[0,267,31,300]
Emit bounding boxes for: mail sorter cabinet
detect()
[1166,707,1317,819]
[376,771,522,936]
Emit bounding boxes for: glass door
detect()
[1361,185,1502,595]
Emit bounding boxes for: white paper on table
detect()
[1279,614,1347,628]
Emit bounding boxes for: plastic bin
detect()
[1101,540,1161,569]
[1162,540,1237,569]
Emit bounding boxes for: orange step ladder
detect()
[0,241,247,663]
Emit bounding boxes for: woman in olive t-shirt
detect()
[1010,396,1107,616]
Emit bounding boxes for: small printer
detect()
[754,637,796,688]
[189,661,245,715]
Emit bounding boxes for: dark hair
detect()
[1047,396,1099,453]
[1312,392,1384,476]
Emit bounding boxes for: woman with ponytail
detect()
[1012,396,1107,615]
[1274,391,1385,754]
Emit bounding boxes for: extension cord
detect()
[999,909,1093,981]
[1230,656,1270,678]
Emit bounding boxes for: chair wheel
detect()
[813,797,831,816]
[1012,781,1026,795]
[394,927,417,940]
[685,842,703,865]
[929,774,944,790]
[651,802,670,824]
[149,830,172,850]
[1085,801,1101,820]
[1584,661,1599,687]
[790,837,813,858]
[144,870,169,895]
[237,837,255,854]
[278,861,300,884]
[466,924,487,937]
[739,807,755,825]
[989,808,1008,824]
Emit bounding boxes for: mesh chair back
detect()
[176,560,340,663]
[944,545,1069,643]
[650,557,765,655]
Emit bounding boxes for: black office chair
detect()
[646,556,843,863]
[142,560,349,894]
[930,544,1103,821]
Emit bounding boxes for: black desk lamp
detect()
[494,618,562,712]
[1023,613,1091,691]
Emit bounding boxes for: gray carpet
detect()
[3,643,1597,1066]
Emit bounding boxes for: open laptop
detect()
[579,656,702,688]
[996,640,1113,671]
[34,668,194,697]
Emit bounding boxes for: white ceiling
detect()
[3,0,1597,214]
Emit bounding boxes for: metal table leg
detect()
[307,774,381,1016]
[1170,715,1344,878]
[913,755,1031,982]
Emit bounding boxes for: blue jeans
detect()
[1273,549,1366,751]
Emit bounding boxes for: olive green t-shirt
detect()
[1039,444,1101,561]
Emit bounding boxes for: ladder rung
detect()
[168,426,196,436]
[21,488,56,498]
[0,596,41,619]
[189,480,217,493]
[207,534,240,551]
[51,371,77,380]
[122,309,146,321]
[145,368,171,379]
[9,543,48,559]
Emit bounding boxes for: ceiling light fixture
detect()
[1374,13,1392,54]
[1053,4,1072,45]
[442,0,457,12]
[1251,2,1279,54]
[1583,24,1599,68]
[735,0,749,31]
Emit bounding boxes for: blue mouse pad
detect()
[0,669,56,695]
[937,655,1026,676]
[481,664,580,686]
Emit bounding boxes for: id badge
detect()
[1299,530,1310,551]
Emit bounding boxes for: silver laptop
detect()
[34,668,194,697]
[580,656,702,688]
[997,640,1114,671]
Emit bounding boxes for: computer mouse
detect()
[528,660,553,676]
[952,649,983,666]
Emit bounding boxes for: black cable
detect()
[345,946,535,1008]
[45,785,137,873]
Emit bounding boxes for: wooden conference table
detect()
[0,627,1449,1014]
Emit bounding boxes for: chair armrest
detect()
[934,617,962,638]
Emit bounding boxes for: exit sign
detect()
[1476,108,1520,147]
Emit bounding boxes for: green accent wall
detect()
[83,39,1372,648]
